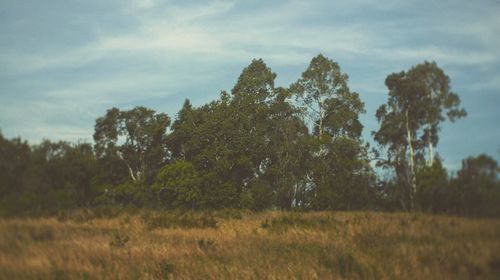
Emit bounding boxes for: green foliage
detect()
[261,213,336,232]
[56,206,122,222]
[290,55,373,210]
[212,208,244,220]
[153,160,201,209]
[94,106,170,183]
[291,54,364,139]
[373,61,467,210]
[239,180,274,211]
[141,211,217,230]
[95,180,153,207]
[248,179,273,211]
[0,135,98,215]
[0,57,498,217]
[0,134,31,198]
[416,158,449,212]
[231,58,276,100]
[202,180,239,210]
[450,154,500,216]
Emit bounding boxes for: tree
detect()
[265,87,311,209]
[231,58,276,102]
[152,160,201,209]
[407,62,466,166]
[415,157,449,212]
[230,58,276,186]
[0,133,32,214]
[168,99,197,161]
[291,54,372,210]
[60,142,97,207]
[0,133,31,199]
[93,106,170,183]
[450,154,500,216]
[166,59,278,209]
[166,93,241,209]
[291,54,359,138]
[374,61,466,210]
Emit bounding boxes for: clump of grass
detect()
[213,208,244,220]
[109,230,129,248]
[260,218,270,229]
[142,211,217,230]
[197,238,216,252]
[337,252,359,278]
[155,261,175,279]
[490,256,500,277]
[93,205,122,219]
[56,206,122,223]
[261,213,335,232]
[400,217,410,227]
[28,225,55,242]
[120,215,131,226]
[57,209,94,223]
[318,246,380,278]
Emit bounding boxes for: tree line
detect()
[1,55,499,216]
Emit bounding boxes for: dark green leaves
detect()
[93,106,171,183]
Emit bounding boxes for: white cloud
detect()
[127,0,161,11]
[1,0,500,164]
[3,0,499,74]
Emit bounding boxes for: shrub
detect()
[142,211,217,230]
[260,213,336,232]
[153,160,202,209]
[156,261,175,279]
[28,225,55,242]
[213,208,244,220]
[249,179,273,211]
[109,230,129,248]
[197,238,216,252]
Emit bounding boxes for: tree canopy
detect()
[0,56,498,217]
[373,61,467,210]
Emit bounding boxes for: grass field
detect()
[0,209,499,279]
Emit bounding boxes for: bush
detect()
[56,206,122,222]
[142,211,217,230]
[261,213,336,232]
[153,161,202,209]
[155,261,175,279]
[109,230,129,248]
[95,181,154,207]
[249,179,273,211]
[213,208,244,220]
[197,238,216,252]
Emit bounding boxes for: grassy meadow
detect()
[0,209,499,279]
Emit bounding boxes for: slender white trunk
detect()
[427,88,434,167]
[428,125,434,166]
[319,97,324,138]
[127,164,137,181]
[405,109,417,210]
[118,152,137,181]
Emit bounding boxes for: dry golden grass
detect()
[0,210,499,279]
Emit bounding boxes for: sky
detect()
[1,0,499,172]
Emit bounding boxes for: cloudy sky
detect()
[1,0,499,171]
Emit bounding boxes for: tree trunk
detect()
[427,88,434,167]
[405,109,417,210]
[428,125,434,166]
[118,152,137,181]
[127,164,137,181]
[319,97,324,138]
